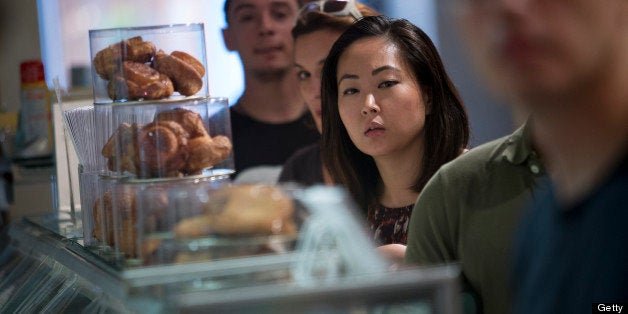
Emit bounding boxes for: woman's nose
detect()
[301,77,320,101]
[361,94,380,115]
[313,79,321,100]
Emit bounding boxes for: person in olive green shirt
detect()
[405,122,545,314]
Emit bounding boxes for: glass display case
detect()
[18,20,462,314]
[89,23,209,104]
[0,186,461,313]
[55,23,236,265]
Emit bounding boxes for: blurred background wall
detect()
[0,1,42,113]
[0,0,515,147]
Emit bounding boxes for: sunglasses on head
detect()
[296,0,363,24]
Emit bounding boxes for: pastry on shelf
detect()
[106,61,174,101]
[101,108,232,178]
[174,184,297,238]
[92,189,167,258]
[155,107,208,138]
[153,50,205,96]
[135,120,190,178]
[101,122,140,174]
[184,135,232,175]
[93,36,156,80]
[93,35,205,101]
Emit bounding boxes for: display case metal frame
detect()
[1,217,461,313]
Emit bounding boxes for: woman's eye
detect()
[272,9,290,21]
[378,80,399,89]
[342,88,359,95]
[297,71,310,81]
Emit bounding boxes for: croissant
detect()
[155,107,208,138]
[184,135,233,174]
[174,185,297,238]
[101,122,140,174]
[93,36,156,80]
[153,50,204,96]
[93,190,137,256]
[107,61,174,101]
[135,120,189,178]
[93,189,167,258]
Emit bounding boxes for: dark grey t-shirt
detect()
[230,107,319,177]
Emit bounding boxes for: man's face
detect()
[223,0,299,75]
[456,0,627,104]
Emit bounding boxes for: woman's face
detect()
[294,29,343,133]
[336,37,427,159]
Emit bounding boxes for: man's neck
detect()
[531,56,628,205]
[235,68,306,124]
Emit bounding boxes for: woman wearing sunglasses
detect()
[278,0,378,185]
[321,15,469,261]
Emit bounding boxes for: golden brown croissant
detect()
[174,185,297,238]
[93,36,156,80]
[93,190,137,257]
[184,135,233,175]
[93,189,167,258]
[107,61,174,101]
[102,122,140,174]
[171,51,205,77]
[135,120,189,178]
[153,50,205,96]
[155,107,209,138]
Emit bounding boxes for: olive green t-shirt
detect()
[405,124,545,314]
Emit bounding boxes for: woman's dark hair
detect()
[321,15,470,212]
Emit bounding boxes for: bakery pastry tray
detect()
[82,179,306,267]
[90,96,234,180]
[89,23,208,104]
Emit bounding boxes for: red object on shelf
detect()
[20,60,45,85]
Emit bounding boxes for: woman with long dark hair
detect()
[321,15,469,258]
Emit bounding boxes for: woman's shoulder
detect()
[278,143,323,185]
[283,143,321,166]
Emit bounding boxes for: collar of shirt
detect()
[493,120,546,177]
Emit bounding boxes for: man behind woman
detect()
[222,0,320,181]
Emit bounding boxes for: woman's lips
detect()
[365,128,385,137]
[364,121,385,137]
